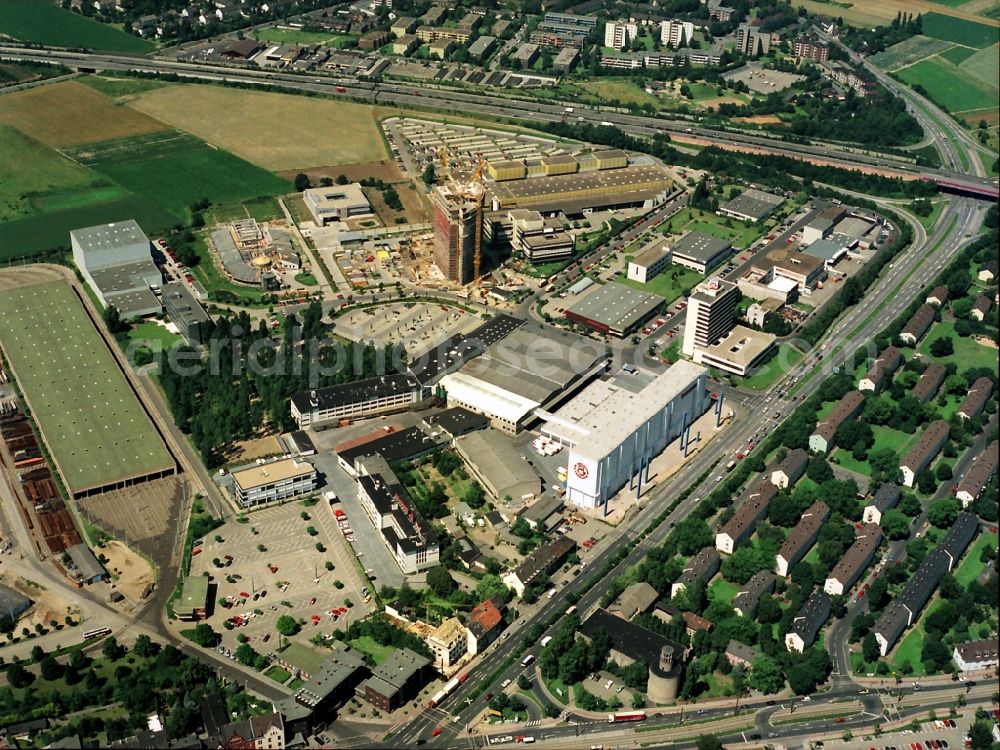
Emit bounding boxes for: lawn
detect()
[0,280,174,495]
[205,196,283,225]
[253,27,358,48]
[125,320,184,353]
[0,80,167,148]
[741,344,803,391]
[954,532,997,586]
[914,320,998,371]
[896,57,997,112]
[891,625,926,676]
[658,206,764,249]
[544,674,572,705]
[0,0,154,52]
[295,272,319,287]
[265,665,292,684]
[618,266,702,304]
[67,130,291,224]
[920,12,999,48]
[709,578,740,605]
[833,425,916,476]
[577,79,660,108]
[349,635,396,665]
[915,199,945,231]
[126,83,391,171]
[78,74,171,99]
[0,123,108,223]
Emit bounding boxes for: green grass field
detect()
[833,425,916,476]
[78,75,170,99]
[658,206,764,249]
[66,131,291,223]
[954,532,997,586]
[252,27,358,48]
[959,44,1000,90]
[709,578,740,605]
[618,265,701,304]
[349,635,395,665]
[742,344,802,391]
[0,281,174,495]
[125,320,184,353]
[871,35,956,70]
[0,194,177,262]
[938,44,977,65]
[896,57,997,112]
[915,319,998,371]
[920,12,999,48]
[0,0,154,52]
[0,123,107,223]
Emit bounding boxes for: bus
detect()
[565,605,577,615]
[608,711,647,723]
[520,654,536,668]
[83,627,112,640]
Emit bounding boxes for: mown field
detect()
[870,35,955,69]
[126,84,390,170]
[66,130,291,223]
[0,0,154,52]
[0,80,167,148]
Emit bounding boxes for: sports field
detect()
[0,0,154,52]
[126,84,390,170]
[66,130,291,222]
[0,280,174,496]
[0,80,167,148]
[252,27,359,48]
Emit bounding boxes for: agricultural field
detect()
[0,279,174,495]
[65,130,291,224]
[920,11,999,47]
[125,84,390,170]
[0,0,154,52]
[0,80,167,148]
[937,44,978,63]
[870,35,956,69]
[896,57,997,112]
[78,74,171,100]
[0,124,110,223]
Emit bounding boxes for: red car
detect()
[432,729,442,737]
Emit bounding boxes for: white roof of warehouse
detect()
[440,371,540,424]
[541,360,706,459]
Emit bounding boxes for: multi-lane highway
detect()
[0,44,997,199]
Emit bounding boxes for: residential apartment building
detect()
[899,304,935,346]
[716,481,775,554]
[792,36,829,61]
[863,484,901,525]
[735,23,770,57]
[356,471,439,574]
[956,441,997,508]
[776,501,830,577]
[604,19,637,50]
[785,591,831,652]
[426,617,468,670]
[900,419,950,488]
[671,546,721,598]
[957,377,993,420]
[859,346,902,392]
[953,639,999,672]
[660,19,694,47]
[770,448,808,489]
[732,570,774,619]
[824,524,882,596]
[810,390,865,453]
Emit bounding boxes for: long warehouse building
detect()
[539,361,709,510]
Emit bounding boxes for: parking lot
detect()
[331,301,482,358]
[831,715,975,750]
[723,61,806,94]
[190,499,373,654]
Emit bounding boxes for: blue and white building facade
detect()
[539,361,709,510]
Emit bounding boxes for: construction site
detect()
[210,218,304,290]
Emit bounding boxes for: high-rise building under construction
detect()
[431,180,484,284]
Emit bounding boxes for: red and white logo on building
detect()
[573,462,589,479]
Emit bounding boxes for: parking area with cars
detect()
[827,716,974,750]
[189,499,373,654]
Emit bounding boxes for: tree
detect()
[899,493,921,516]
[748,654,784,694]
[918,471,937,495]
[336,174,349,185]
[6,663,33,688]
[671,516,714,555]
[39,654,63,681]
[133,634,158,658]
[929,337,953,357]
[294,173,311,192]
[190,623,218,648]
[921,636,951,673]
[102,636,124,661]
[696,736,726,750]
[426,566,457,597]
[935,462,953,481]
[881,509,911,540]
[927,498,959,528]
[276,615,300,637]
[421,163,435,186]
[968,719,994,750]
[103,304,129,334]
[807,456,834,484]
[862,632,880,663]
